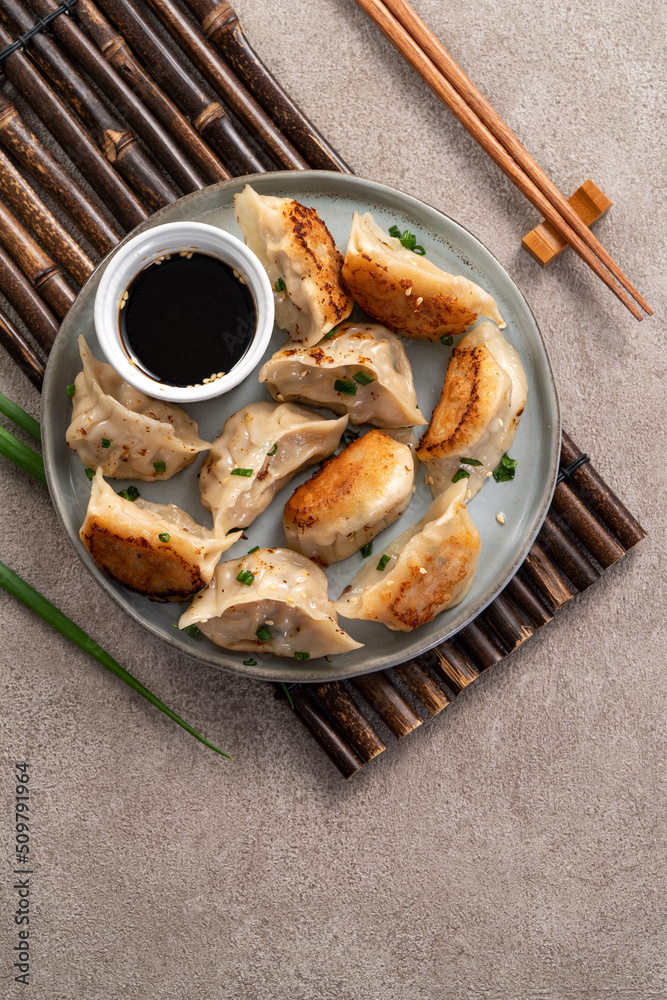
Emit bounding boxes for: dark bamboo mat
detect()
[0,0,646,777]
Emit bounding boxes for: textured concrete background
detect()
[1,0,665,997]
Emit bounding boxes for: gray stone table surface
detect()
[0,0,665,997]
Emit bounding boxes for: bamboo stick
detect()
[0,145,94,286]
[350,672,422,738]
[0,0,178,212]
[0,198,76,321]
[0,92,120,255]
[560,432,647,550]
[74,0,230,185]
[26,0,207,195]
[0,245,60,352]
[308,680,386,763]
[456,621,504,670]
[0,21,147,230]
[537,514,600,592]
[141,0,308,171]
[287,685,364,778]
[504,573,554,629]
[426,642,479,694]
[95,0,266,176]
[0,306,44,389]
[520,542,575,610]
[552,480,626,568]
[394,661,450,715]
[480,593,534,653]
[183,0,351,172]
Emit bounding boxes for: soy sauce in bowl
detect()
[119,252,256,388]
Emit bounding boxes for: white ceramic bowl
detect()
[93,220,275,403]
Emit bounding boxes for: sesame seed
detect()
[276,393,284,402]
[300,369,309,377]
[186,251,193,259]
[179,250,188,257]
[497,513,505,524]
[486,470,493,477]
[415,296,423,306]
[265,620,274,626]
[405,286,412,296]
[419,567,427,575]
[425,474,434,485]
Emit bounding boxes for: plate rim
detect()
[42,170,561,684]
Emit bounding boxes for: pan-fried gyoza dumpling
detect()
[283,430,416,565]
[80,469,235,601]
[178,548,363,658]
[199,401,348,537]
[258,322,426,427]
[335,481,480,632]
[234,184,353,346]
[66,337,210,480]
[417,322,528,499]
[342,212,504,339]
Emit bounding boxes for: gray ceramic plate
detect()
[42,171,560,683]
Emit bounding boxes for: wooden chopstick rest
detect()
[394,661,451,715]
[0,306,45,390]
[0,244,60,352]
[287,685,365,779]
[350,672,422,739]
[522,179,612,267]
[308,680,386,763]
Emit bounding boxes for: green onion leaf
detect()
[267,443,278,456]
[294,652,310,661]
[452,469,470,483]
[101,438,111,448]
[85,467,95,481]
[230,467,253,477]
[243,658,257,666]
[236,570,255,586]
[440,335,453,346]
[361,542,373,558]
[389,225,426,255]
[352,371,375,385]
[376,554,391,571]
[0,425,46,486]
[334,379,357,396]
[118,485,140,502]
[461,457,483,466]
[158,532,171,543]
[247,545,259,554]
[0,559,231,758]
[153,461,166,474]
[493,453,518,482]
[280,682,294,708]
[274,277,286,292]
[256,625,272,643]
[388,225,401,238]
[65,384,76,398]
[323,327,337,340]
[0,392,41,441]
[183,625,200,637]
[225,526,246,535]
[412,245,426,255]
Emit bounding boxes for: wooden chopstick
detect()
[354,0,648,321]
[381,0,651,317]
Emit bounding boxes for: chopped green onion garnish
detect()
[389,225,425,254]
[85,467,95,480]
[440,335,453,346]
[183,625,200,637]
[389,225,401,238]
[461,457,483,466]
[236,570,255,586]
[0,392,41,441]
[377,554,391,571]
[0,425,46,486]
[267,443,278,456]
[118,485,140,502]
[225,526,246,535]
[230,467,253,477]
[0,559,230,758]
[247,545,259,554]
[352,371,375,385]
[101,438,111,448]
[493,453,518,482]
[361,542,373,558]
[334,379,357,396]
[452,469,470,483]
[294,652,310,661]
[153,461,166,474]
[66,384,76,398]
[158,532,170,543]
[274,277,286,291]
[256,625,272,643]
[244,658,257,666]
[412,245,426,255]
[280,682,294,708]
[323,327,337,340]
